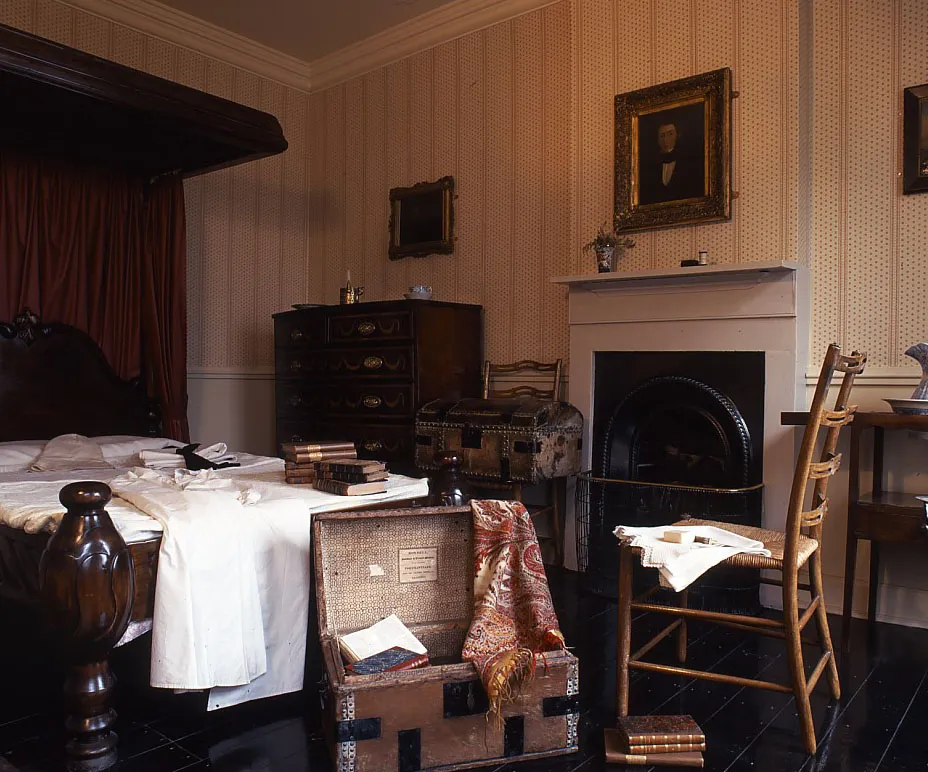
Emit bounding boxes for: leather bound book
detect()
[285,449,358,463]
[315,459,387,474]
[285,475,316,485]
[627,741,706,754]
[281,441,356,454]
[345,647,430,675]
[615,715,704,746]
[313,479,387,496]
[605,730,703,767]
[315,470,389,482]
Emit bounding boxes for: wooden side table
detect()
[785,410,928,648]
[844,412,928,647]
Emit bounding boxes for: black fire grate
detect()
[576,471,764,611]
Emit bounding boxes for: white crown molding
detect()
[308,0,562,93]
[59,0,313,92]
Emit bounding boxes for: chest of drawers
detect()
[273,300,483,469]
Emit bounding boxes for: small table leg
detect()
[841,533,858,651]
[868,541,880,629]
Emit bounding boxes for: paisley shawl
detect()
[463,499,566,719]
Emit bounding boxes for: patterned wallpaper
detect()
[1,0,924,371]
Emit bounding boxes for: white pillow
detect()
[0,440,46,472]
[31,434,113,472]
[91,435,184,462]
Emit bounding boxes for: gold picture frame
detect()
[388,176,454,260]
[614,68,732,233]
[903,83,928,194]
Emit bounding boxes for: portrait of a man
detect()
[614,68,731,229]
[637,101,707,206]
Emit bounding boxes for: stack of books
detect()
[281,441,356,484]
[338,614,429,675]
[604,715,705,767]
[312,459,389,496]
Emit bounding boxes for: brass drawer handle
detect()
[288,395,302,407]
[362,395,382,409]
[289,359,303,373]
[363,440,383,452]
[289,328,304,342]
[363,355,383,370]
[357,320,376,336]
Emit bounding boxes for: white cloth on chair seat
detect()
[614,524,771,592]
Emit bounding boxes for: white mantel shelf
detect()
[551,260,799,288]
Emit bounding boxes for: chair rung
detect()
[809,453,841,478]
[630,601,784,630]
[801,501,827,526]
[822,408,855,427]
[798,596,821,631]
[758,577,813,592]
[631,619,683,661]
[805,651,833,695]
[629,660,793,694]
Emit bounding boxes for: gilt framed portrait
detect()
[903,83,928,195]
[388,176,454,259]
[614,68,732,233]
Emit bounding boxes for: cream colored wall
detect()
[308,0,800,367]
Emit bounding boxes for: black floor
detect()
[4,569,928,771]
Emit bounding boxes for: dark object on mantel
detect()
[0,23,287,178]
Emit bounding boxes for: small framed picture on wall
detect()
[903,83,928,194]
[614,68,732,232]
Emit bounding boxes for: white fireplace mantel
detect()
[551,259,799,289]
[552,260,810,575]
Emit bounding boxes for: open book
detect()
[337,614,427,664]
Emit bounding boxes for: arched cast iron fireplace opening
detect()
[578,352,765,613]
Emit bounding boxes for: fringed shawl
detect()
[462,499,565,719]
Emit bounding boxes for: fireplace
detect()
[580,351,766,609]
[553,261,809,610]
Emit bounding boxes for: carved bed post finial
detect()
[13,307,42,343]
[39,482,134,771]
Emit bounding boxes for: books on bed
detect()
[604,715,705,767]
[282,440,359,484]
[338,614,428,673]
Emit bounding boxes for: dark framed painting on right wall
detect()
[903,83,928,194]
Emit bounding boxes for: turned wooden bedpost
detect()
[39,482,134,771]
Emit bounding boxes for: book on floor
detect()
[605,730,703,767]
[338,614,427,664]
[313,478,387,496]
[344,647,430,675]
[285,449,358,463]
[615,714,704,746]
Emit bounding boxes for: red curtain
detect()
[0,149,189,441]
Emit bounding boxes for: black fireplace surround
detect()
[582,351,765,610]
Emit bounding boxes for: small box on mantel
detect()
[313,505,579,772]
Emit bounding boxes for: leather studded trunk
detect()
[313,506,579,772]
[414,398,583,484]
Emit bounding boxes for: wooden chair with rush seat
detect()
[479,358,567,566]
[613,343,867,755]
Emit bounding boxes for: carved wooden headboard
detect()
[0,309,159,441]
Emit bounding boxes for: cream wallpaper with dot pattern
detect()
[0,0,925,373]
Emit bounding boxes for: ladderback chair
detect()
[614,343,867,755]
[477,358,566,565]
[481,359,563,400]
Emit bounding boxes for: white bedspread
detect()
[0,455,430,709]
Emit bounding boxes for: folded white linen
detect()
[31,434,113,472]
[613,524,771,592]
[109,468,269,691]
[139,442,238,469]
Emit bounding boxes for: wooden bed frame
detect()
[0,310,435,770]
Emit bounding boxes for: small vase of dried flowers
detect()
[582,223,635,272]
